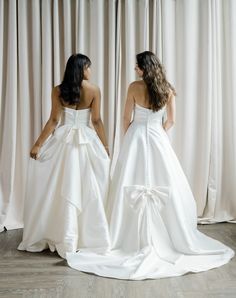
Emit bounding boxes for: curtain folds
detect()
[0,0,235,232]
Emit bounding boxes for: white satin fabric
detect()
[18,107,111,258]
[67,104,234,280]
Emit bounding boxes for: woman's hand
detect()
[162,120,174,131]
[30,145,41,160]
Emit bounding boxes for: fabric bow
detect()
[125,185,170,212]
[63,126,89,145]
[124,185,182,265]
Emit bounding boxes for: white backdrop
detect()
[0,0,235,232]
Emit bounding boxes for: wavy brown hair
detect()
[136,51,176,112]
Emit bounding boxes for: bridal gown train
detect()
[66,103,234,280]
[18,107,110,258]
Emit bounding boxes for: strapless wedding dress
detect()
[66,103,234,280]
[18,107,110,258]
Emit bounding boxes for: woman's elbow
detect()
[164,119,175,131]
[49,118,59,126]
[92,118,102,127]
[169,120,175,129]
[123,116,131,126]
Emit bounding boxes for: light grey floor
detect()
[0,224,235,298]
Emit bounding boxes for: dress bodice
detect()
[59,107,90,128]
[133,103,166,125]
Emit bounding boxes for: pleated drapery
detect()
[0,0,235,232]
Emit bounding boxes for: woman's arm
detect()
[30,87,62,159]
[91,86,109,156]
[163,91,176,131]
[123,83,135,134]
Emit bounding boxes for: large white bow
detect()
[124,185,175,260]
[125,185,170,212]
[63,126,89,145]
[124,185,182,266]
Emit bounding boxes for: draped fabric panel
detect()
[0,0,235,232]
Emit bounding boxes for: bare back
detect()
[123,80,175,133]
[130,80,152,108]
[58,80,97,110]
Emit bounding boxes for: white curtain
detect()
[0,0,117,231]
[0,0,235,232]
[172,0,236,223]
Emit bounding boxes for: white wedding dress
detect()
[66,103,234,280]
[18,107,110,258]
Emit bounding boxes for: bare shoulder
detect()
[168,89,175,100]
[129,80,144,88]
[83,81,100,94]
[51,85,62,103]
[166,89,176,107]
[130,80,146,92]
[127,81,140,94]
[49,86,63,110]
[52,85,61,97]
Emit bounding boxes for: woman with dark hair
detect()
[18,54,111,258]
[67,51,234,279]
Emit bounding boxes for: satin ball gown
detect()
[66,103,234,280]
[18,107,111,258]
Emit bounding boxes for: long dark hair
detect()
[59,53,91,105]
[136,51,176,112]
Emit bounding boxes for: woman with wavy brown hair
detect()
[67,51,234,280]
